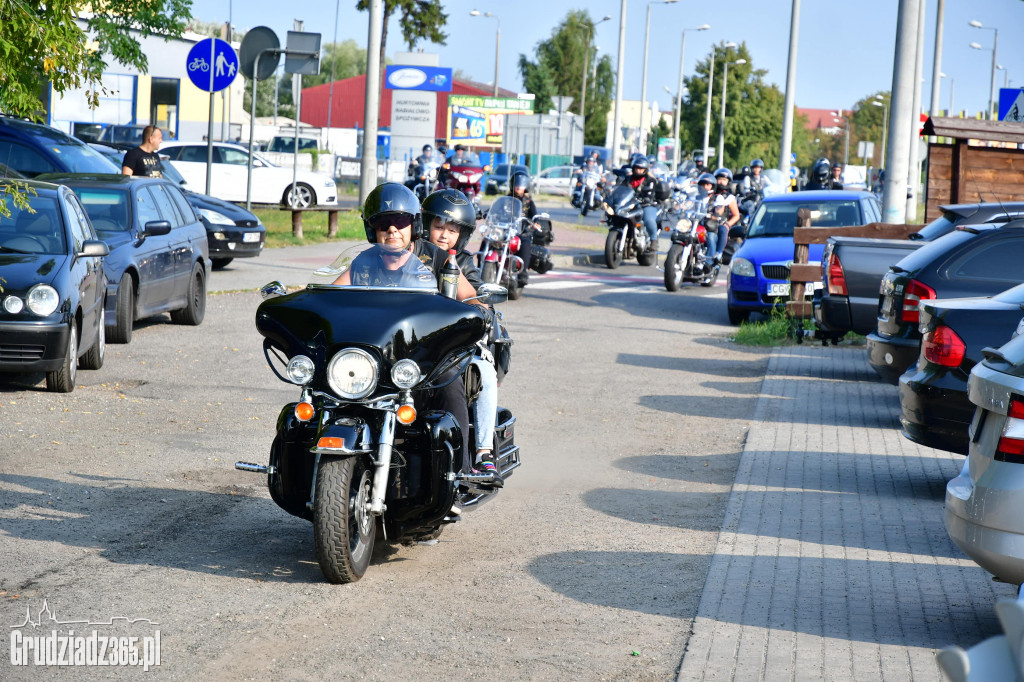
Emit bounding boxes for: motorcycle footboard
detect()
[493,409,519,478]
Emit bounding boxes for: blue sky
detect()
[191,0,1023,116]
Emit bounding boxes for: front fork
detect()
[369,410,396,515]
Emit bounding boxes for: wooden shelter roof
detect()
[923,116,1024,144]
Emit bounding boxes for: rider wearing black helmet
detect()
[804,157,833,191]
[708,168,741,269]
[508,171,536,286]
[626,155,660,253]
[334,182,483,480]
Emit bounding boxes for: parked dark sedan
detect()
[0,181,109,392]
[38,174,209,344]
[899,284,1024,454]
[868,221,1024,384]
[91,143,265,269]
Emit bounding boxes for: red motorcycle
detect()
[441,150,488,218]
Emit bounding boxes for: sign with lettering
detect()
[445,95,534,148]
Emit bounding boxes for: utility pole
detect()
[929,0,945,120]
[906,1,925,221]
[779,0,800,186]
[883,0,921,224]
[359,0,383,205]
[610,0,627,167]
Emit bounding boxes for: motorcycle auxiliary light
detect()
[294,401,315,422]
[286,355,315,385]
[390,359,421,389]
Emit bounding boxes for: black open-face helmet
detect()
[422,188,477,251]
[361,182,423,244]
[422,143,433,153]
[509,171,531,196]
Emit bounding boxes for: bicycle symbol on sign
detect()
[188,57,210,73]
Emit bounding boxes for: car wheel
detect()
[728,306,749,325]
[211,257,233,270]
[79,313,105,370]
[46,324,77,393]
[170,262,206,326]
[284,183,316,208]
[107,275,134,344]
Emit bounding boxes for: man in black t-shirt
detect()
[121,126,164,177]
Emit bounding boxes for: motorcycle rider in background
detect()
[738,158,766,217]
[711,167,741,269]
[830,162,845,190]
[405,143,437,192]
[423,188,504,486]
[508,171,536,286]
[804,157,834,190]
[624,156,660,256]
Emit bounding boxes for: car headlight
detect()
[286,355,315,385]
[731,257,756,278]
[1014,316,1024,340]
[327,348,378,399]
[26,285,59,316]
[324,178,335,187]
[199,208,235,226]
[3,296,24,314]
[390,359,421,389]
[212,232,227,240]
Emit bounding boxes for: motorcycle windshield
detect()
[607,184,636,211]
[314,243,438,290]
[479,196,522,242]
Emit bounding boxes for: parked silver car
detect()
[946,320,1024,590]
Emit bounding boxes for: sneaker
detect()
[475,460,504,488]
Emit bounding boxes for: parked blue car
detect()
[726,190,882,324]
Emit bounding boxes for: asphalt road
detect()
[0,259,766,680]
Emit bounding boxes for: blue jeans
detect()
[471,356,498,456]
[704,229,718,263]
[642,206,659,247]
[716,223,729,257]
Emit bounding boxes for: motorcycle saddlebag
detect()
[654,180,671,201]
[532,217,554,245]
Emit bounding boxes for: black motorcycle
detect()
[664,204,719,291]
[603,184,657,269]
[237,245,518,583]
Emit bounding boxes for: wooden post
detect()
[327,210,339,238]
[951,138,967,204]
[291,210,303,240]
[789,208,813,314]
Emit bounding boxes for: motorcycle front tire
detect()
[481,260,498,285]
[604,229,623,269]
[507,273,522,300]
[664,243,684,292]
[313,456,376,584]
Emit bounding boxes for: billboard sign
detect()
[446,95,534,148]
[385,65,453,92]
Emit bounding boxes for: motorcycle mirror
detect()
[260,281,288,300]
[469,283,508,305]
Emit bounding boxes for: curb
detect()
[551,251,605,268]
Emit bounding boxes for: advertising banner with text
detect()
[446,95,534,148]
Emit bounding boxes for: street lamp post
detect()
[702,42,736,168]
[580,15,612,129]
[671,24,710,173]
[639,0,679,151]
[969,20,998,119]
[872,98,888,166]
[717,57,746,170]
[470,10,501,96]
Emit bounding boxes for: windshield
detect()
[76,188,131,233]
[480,196,522,242]
[447,151,481,167]
[312,243,438,291]
[158,158,188,187]
[747,200,862,238]
[50,138,120,174]
[0,196,67,254]
[268,137,318,153]
[101,127,144,145]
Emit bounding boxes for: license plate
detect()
[243,232,261,243]
[768,283,790,296]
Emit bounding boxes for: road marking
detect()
[526,280,601,290]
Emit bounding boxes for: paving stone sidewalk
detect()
[677,346,1014,681]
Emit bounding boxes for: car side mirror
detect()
[260,281,287,300]
[144,220,172,237]
[77,240,110,258]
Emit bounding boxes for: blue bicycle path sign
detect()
[186,38,238,93]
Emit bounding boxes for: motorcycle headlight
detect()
[731,257,756,278]
[390,359,421,389]
[327,348,378,399]
[286,355,315,385]
[3,296,24,314]
[604,204,614,215]
[454,172,468,183]
[26,285,59,317]
[199,208,235,226]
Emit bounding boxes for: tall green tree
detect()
[850,91,890,166]
[518,10,615,146]
[0,0,192,215]
[355,0,448,74]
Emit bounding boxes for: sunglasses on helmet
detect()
[368,213,414,232]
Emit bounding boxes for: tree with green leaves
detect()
[518,10,615,146]
[0,0,192,215]
[355,0,447,74]
[850,91,890,166]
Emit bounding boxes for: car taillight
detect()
[901,278,936,324]
[996,397,1024,464]
[921,324,966,367]
[827,253,848,296]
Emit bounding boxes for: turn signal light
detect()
[294,402,314,422]
[317,436,345,449]
[922,325,966,368]
[996,397,1024,464]
[396,404,417,424]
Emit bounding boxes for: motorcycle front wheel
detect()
[664,243,684,291]
[481,260,498,284]
[313,456,376,583]
[604,229,623,269]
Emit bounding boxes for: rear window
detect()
[890,228,976,273]
[747,200,862,238]
[912,210,959,241]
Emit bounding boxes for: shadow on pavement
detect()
[617,353,768,378]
